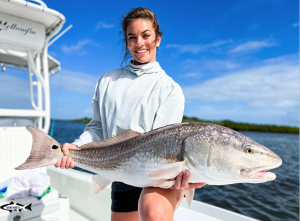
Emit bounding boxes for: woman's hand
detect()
[169,171,206,190]
[54,143,79,169]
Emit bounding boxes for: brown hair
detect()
[120,7,163,65]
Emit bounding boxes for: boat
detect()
[0,1,259,220]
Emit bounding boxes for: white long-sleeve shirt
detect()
[73,61,185,147]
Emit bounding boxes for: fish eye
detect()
[244,145,254,154]
[245,148,254,154]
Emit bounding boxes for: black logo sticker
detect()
[0,202,32,213]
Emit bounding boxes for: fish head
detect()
[184,124,282,184]
[237,142,282,183]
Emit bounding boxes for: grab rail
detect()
[0,109,46,117]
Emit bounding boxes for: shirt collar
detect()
[123,60,162,77]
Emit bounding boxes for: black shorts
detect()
[111,182,143,212]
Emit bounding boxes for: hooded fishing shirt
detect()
[73,61,185,146]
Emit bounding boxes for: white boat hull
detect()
[47,166,258,221]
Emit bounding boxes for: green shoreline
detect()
[70,116,299,134]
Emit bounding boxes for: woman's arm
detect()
[72,99,104,147]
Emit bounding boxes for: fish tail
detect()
[15,126,64,170]
[25,203,32,211]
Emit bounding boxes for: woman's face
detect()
[126,18,161,65]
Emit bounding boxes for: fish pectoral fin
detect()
[152,180,175,189]
[148,162,185,179]
[184,188,195,207]
[92,175,112,194]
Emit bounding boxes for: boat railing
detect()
[0,0,67,182]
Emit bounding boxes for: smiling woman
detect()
[54,7,205,221]
[121,8,162,65]
[126,18,161,65]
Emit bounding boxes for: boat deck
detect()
[70,205,222,221]
[48,166,258,221]
[70,209,90,221]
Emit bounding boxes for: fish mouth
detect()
[240,158,282,180]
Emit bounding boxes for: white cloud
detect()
[183,59,239,72]
[181,72,202,78]
[61,39,100,54]
[49,70,102,119]
[84,108,93,114]
[50,69,99,95]
[0,74,31,109]
[292,22,299,27]
[261,53,296,64]
[166,40,232,54]
[95,22,115,30]
[185,104,298,126]
[0,69,100,113]
[183,61,298,104]
[229,39,277,53]
[167,39,277,55]
[182,55,299,126]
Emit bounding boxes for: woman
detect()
[55,7,205,221]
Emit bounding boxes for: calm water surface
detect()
[52,121,299,221]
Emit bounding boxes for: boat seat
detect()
[0,188,59,207]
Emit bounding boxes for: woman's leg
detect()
[111,211,140,221]
[138,187,185,221]
[111,182,143,221]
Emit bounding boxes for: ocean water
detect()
[52,120,299,221]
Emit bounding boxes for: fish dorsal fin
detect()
[79,129,142,149]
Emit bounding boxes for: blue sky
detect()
[0,0,299,126]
